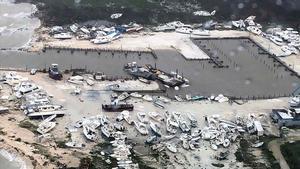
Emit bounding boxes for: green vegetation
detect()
[32,143,59,163]
[55,140,67,148]
[0,127,7,135]
[18,120,38,134]
[280,141,300,169]
[235,138,280,169]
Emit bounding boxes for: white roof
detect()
[277,112,293,119]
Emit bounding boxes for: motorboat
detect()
[192,29,210,36]
[156,96,171,103]
[137,112,149,123]
[150,121,162,136]
[117,92,130,101]
[49,64,63,80]
[179,120,191,133]
[101,125,113,138]
[53,32,72,39]
[91,37,111,44]
[65,141,84,148]
[153,100,165,109]
[289,95,300,107]
[148,112,164,122]
[187,113,198,127]
[166,119,177,134]
[83,125,97,141]
[134,121,148,135]
[269,36,284,46]
[174,95,183,102]
[175,27,192,34]
[111,13,123,19]
[145,135,158,144]
[114,123,125,131]
[166,143,177,153]
[121,110,134,125]
[130,92,143,98]
[142,95,153,102]
[37,121,56,134]
[193,10,215,16]
[138,77,150,84]
[246,26,262,35]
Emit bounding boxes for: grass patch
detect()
[18,120,38,134]
[280,141,300,169]
[235,138,276,169]
[32,143,59,163]
[55,140,67,148]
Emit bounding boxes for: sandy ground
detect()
[30,30,211,60]
[0,71,293,168]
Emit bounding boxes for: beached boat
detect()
[65,141,84,148]
[53,32,72,39]
[179,120,191,133]
[134,121,148,135]
[148,112,164,122]
[114,123,125,131]
[138,77,150,84]
[246,26,262,35]
[142,95,153,102]
[153,100,165,109]
[101,125,113,138]
[121,110,134,125]
[192,29,210,36]
[175,27,192,34]
[150,121,162,136]
[187,113,198,127]
[174,95,183,102]
[117,92,130,101]
[37,121,56,134]
[137,112,149,123]
[166,143,177,153]
[130,92,143,98]
[83,125,97,141]
[156,96,171,103]
[166,119,177,134]
[145,135,157,144]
